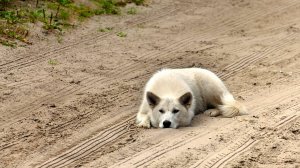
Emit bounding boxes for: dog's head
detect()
[146,91,192,128]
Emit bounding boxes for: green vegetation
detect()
[59,9,70,20]
[57,34,63,43]
[127,7,137,15]
[116,31,127,37]
[95,0,120,15]
[0,10,19,23]
[98,27,113,32]
[0,38,16,47]
[48,59,59,65]
[132,0,144,5]
[0,0,146,47]
[0,0,12,10]
[58,0,72,6]
[0,22,29,45]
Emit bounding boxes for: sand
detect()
[0,0,299,167]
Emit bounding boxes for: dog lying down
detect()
[136,68,247,129]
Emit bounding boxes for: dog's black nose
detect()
[163,120,171,128]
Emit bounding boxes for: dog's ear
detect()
[179,92,192,108]
[146,92,160,108]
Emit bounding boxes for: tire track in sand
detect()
[37,115,135,168]
[109,0,299,77]
[190,110,300,168]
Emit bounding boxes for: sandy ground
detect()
[0,0,300,167]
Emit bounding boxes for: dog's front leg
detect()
[136,103,151,128]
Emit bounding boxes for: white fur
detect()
[136,68,247,128]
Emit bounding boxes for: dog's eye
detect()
[172,109,179,113]
[159,109,165,113]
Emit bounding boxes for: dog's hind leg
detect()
[218,93,247,117]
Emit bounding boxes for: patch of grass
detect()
[57,34,63,43]
[0,22,29,42]
[132,0,144,5]
[59,9,70,20]
[98,27,113,32]
[42,12,62,31]
[48,59,59,65]
[0,38,16,47]
[0,10,19,23]
[95,0,120,15]
[0,0,147,47]
[77,5,93,19]
[0,0,13,10]
[58,0,72,6]
[44,23,62,31]
[127,7,137,15]
[116,31,127,37]
[47,2,59,10]
[0,0,12,3]
[29,9,45,23]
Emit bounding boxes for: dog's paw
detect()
[204,109,221,117]
[137,120,151,128]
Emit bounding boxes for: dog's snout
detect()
[163,120,171,128]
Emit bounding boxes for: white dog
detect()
[136,68,247,128]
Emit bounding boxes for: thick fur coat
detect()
[136,68,247,128]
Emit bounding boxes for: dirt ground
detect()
[0,0,300,167]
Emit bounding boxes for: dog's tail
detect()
[218,93,247,118]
